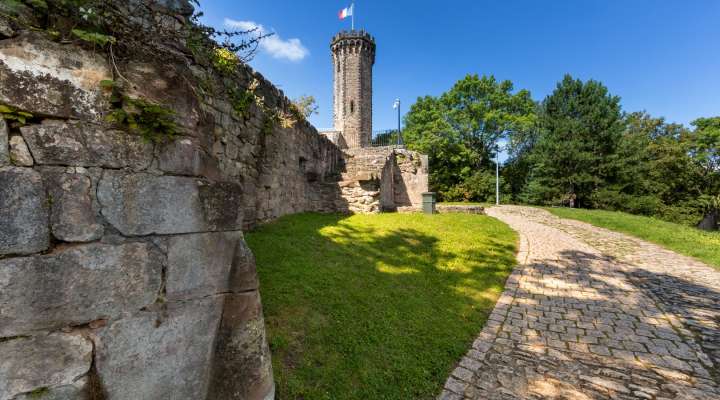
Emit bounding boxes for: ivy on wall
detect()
[2,0,309,140]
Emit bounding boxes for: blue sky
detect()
[198,0,720,133]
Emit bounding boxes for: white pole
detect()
[352,2,355,30]
[496,147,500,205]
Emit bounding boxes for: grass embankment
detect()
[547,207,720,269]
[246,213,518,400]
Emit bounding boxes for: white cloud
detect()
[224,18,309,62]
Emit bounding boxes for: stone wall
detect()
[0,7,341,400]
[0,28,278,400]
[340,147,429,213]
[393,149,430,210]
[118,51,347,230]
[0,3,427,399]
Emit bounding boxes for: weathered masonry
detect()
[0,1,427,399]
[331,30,375,149]
[324,30,430,213]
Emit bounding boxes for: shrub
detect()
[107,96,179,143]
[439,171,506,203]
[212,47,240,75]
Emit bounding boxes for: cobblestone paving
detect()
[440,206,720,400]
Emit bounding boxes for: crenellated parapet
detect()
[331,30,376,64]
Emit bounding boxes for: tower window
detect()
[350,100,355,114]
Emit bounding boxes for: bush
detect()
[658,202,707,226]
[439,170,507,203]
[588,189,707,227]
[590,189,662,216]
[519,179,562,206]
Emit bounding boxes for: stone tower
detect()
[331,30,376,148]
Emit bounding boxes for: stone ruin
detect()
[323,30,429,213]
[0,1,428,399]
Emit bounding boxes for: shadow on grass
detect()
[245,212,517,400]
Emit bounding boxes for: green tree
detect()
[688,117,720,227]
[688,117,720,182]
[523,75,623,208]
[403,95,471,196]
[593,111,699,217]
[291,95,319,119]
[403,75,536,199]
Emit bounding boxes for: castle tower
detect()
[331,30,376,148]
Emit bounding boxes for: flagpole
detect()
[351,2,355,30]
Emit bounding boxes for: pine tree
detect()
[524,75,623,207]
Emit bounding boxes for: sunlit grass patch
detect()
[246,212,518,400]
[547,207,720,270]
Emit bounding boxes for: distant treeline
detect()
[403,74,720,228]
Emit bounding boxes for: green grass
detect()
[246,212,518,400]
[546,207,720,269]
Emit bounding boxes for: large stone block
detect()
[13,381,89,400]
[124,61,202,132]
[229,238,260,292]
[20,120,153,169]
[0,17,12,38]
[97,172,243,236]
[8,135,33,166]
[0,119,8,165]
[157,137,220,179]
[94,298,223,400]
[0,334,92,400]
[208,292,274,400]
[0,167,49,256]
[0,33,111,120]
[45,171,104,242]
[0,242,162,336]
[166,231,252,300]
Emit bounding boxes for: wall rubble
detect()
[340,147,429,213]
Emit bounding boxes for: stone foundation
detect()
[436,205,486,214]
[339,146,429,213]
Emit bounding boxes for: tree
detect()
[688,117,720,180]
[594,111,699,217]
[403,95,471,196]
[291,95,319,119]
[689,117,720,229]
[523,75,623,208]
[403,75,536,200]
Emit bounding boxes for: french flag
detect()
[339,4,353,20]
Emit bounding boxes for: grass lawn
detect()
[546,207,720,269]
[245,212,517,400]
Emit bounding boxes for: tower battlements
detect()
[331,31,376,63]
[331,29,376,42]
[331,30,375,148]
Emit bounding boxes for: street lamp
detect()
[393,98,402,147]
[496,145,500,205]
[495,144,506,205]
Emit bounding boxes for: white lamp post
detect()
[496,146,500,205]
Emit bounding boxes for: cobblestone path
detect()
[440,206,720,400]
